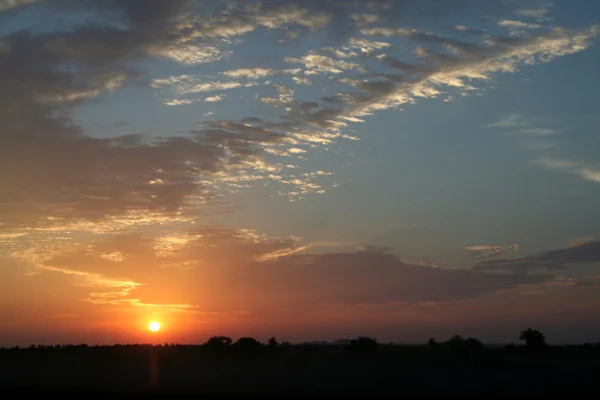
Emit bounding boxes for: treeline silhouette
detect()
[1,329,599,393]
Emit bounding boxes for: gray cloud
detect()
[474,241,600,274]
[0,0,43,13]
[252,250,546,306]
[0,1,217,230]
[465,244,519,260]
[17,226,548,311]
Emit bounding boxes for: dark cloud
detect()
[0,1,211,229]
[473,241,600,274]
[30,227,547,311]
[251,251,545,306]
[0,0,291,229]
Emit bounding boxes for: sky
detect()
[1,0,600,347]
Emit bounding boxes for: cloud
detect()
[465,244,519,260]
[37,265,144,306]
[534,157,579,170]
[533,157,600,184]
[254,244,311,262]
[453,25,487,36]
[0,1,345,230]
[152,76,254,95]
[284,53,365,75]
[164,98,199,106]
[0,0,42,13]
[351,13,380,26]
[497,18,547,37]
[485,114,566,136]
[0,1,236,230]
[292,76,312,85]
[4,0,600,343]
[514,128,557,136]
[498,19,542,30]
[332,24,599,127]
[0,127,224,230]
[581,169,600,183]
[245,250,545,307]
[567,237,595,248]
[222,67,302,80]
[154,44,231,65]
[485,114,598,184]
[474,240,600,274]
[346,37,391,54]
[515,2,553,21]
[1,0,598,234]
[9,225,550,313]
[484,114,529,128]
[204,95,223,102]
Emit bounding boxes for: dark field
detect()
[2,338,600,394]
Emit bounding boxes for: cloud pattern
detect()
[1,0,599,335]
[1,0,597,232]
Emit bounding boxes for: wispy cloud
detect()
[153,44,231,65]
[484,114,529,129]
[254,244,311,262]
[38,265,200,312]
[0,0,42,13]
[567,237,596,248]
[498,20,542,30]
[285,53,365,75]
[515,2,554,21]
[152,76,255,95]
[474,240,600,274]
[465,244,520,260]
[533,157,600,184]
[484,114,565,135]
[497,18,546,36]
[485,114,598,184]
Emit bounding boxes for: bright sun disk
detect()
[149,321,161,332]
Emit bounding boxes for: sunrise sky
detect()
[1,0,600,347]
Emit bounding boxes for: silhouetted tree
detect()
[204,336,233,354]
[465,337,483,350]
[519,329,548,353]
[268,337,278,347]
[449,335,464,345]
[348,336,378,354]
[446,335,483,365]
[234,337,262,354]
[428,338,437,347]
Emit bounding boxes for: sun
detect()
[149,321,161,332]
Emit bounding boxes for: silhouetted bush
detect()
[347,336,378,354]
